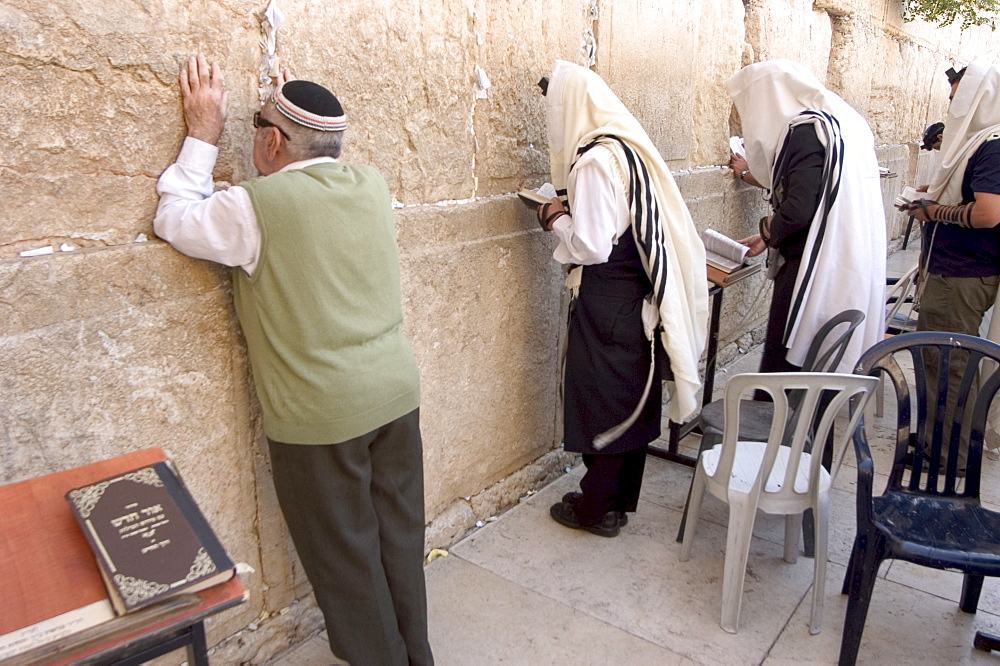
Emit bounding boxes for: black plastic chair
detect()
[675,309,866,543]
[839,332,1000,666]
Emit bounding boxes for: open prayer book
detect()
[702,229,761,287]
[894,186,923,212]
[702,229,750,273]
[517,183,557,211]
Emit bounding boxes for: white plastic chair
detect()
[678,372,879,635]
[884,263,919,335]
[876,263,920,418]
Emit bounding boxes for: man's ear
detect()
[266,127,284,160]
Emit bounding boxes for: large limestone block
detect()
[691,0,747,167]
[743,0,832,78]
[0,243,267,636]
[596,1,699,167]
[471,0,593,197]
[826,15,881,119]
[0,1,260,253]
[857,38,951,145]
[396,198,564,516]
[275,0,477,203]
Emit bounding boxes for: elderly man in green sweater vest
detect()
[154,54,432,666]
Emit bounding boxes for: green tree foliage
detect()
[903,0,999,29]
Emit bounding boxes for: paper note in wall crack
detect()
[729,136,746,158]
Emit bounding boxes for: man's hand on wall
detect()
[275,68,296,87]
[181,54,229,146]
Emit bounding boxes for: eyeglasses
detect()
[253,112,291,141]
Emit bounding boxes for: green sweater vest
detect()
[235,162,419,444]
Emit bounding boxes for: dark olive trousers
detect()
[268,409,433,666]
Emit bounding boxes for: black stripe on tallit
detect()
[778,110,845,346]
[576,135,670,308]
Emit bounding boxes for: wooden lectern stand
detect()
[0,448,246,665]
[648,263,761,466]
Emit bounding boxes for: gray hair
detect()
[278,116,344,160]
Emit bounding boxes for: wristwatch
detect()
[739,169,750,181]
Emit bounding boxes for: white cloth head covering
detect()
[726,59,863,190]
[546,60,709,422]
[955,61,1000,450]
[928,60,1000,204]
[726,60,886,373]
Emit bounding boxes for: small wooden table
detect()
[0,448,246,665]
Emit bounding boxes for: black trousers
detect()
[268,409,433,666]
[575,446,648,524]
[760,256,803,375]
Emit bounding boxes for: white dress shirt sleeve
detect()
[154,137,261,275]
[551,146,631,265]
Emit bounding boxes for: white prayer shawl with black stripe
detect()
[728,60,885,373]
[778,112,883,371]
[547,60,709,425]
[936,60,1000,450]
[929,60,1000,206]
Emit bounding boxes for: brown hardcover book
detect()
[65,460,235,615]
[706,261,761,288]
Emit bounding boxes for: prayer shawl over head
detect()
[546,60,709,423]
[946,61,1000,450]
[928,60,1000,205]
[726,59,886,373]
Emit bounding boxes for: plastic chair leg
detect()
[676,430,720,543]
[960,574,985,613]
[809,497,830,635]
[975,631,1000,652]
[874,376,884,417]
[841,536,862,595]
[801,508,815,559]
[720,494,756,634]
[838,541,883,666]
[783,513,802,564]
[678,465,707,562]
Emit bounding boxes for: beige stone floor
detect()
[268,338,1000,666]
[270,248,1000,665]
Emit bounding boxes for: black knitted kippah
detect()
[274,80,346,131]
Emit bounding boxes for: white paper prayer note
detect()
[729,136,746,158]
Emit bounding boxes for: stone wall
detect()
[2,0,998,660]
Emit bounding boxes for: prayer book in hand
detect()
[894,186,925,211]
[65,460,236,615]
[517,182,557,211]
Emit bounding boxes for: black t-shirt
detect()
[926,138,1000,277]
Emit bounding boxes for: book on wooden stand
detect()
[0,448,242,663]
[701,228,762,287]
[706,262,761,287]
[65,460,236,616]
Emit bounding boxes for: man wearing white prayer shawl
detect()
[537,61,708,538]
[727,60,885,377]
[907,61,1000,471]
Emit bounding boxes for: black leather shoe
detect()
[561,492,628,526]
[549,501,620,537]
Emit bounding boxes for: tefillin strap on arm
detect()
[934,202,975,228]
